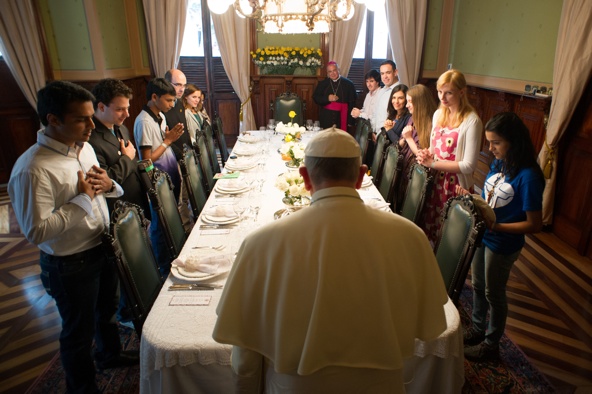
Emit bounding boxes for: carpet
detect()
[460,284,555,393]
[26,288,554,394]
[25,325,140,394]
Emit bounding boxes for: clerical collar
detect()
[331,77,341,83]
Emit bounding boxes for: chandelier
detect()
[207,0,358,34]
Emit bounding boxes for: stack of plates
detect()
[171,253,234,283]
[361,175,373,188]
[237,134,262,143]
[214,179,251,195]
[232,145,259,156]
[225,157,258,171]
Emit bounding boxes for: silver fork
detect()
[192,245,226,250]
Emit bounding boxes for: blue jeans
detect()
[470,244,521,346]
[40,244,121,393]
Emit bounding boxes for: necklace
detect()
[486,167,505,205]
[330,78,342,96]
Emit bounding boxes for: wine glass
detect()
[313,121,321,133]
[306,119,313,132]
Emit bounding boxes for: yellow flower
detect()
[285,134,293,142]
[260,57,264,61]
[289,110,296,119]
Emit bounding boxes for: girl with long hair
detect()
[182,84,204,142]
[417,70,483,243]
[457,112,544,361]
[383,84,411,143]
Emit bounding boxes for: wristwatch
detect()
[108,180,116,193]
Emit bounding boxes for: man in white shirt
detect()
[372,60,401,135]
[350,69,382,131]
[213,128,448,393]
[8,81,137,393]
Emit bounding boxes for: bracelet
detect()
[108,181,116,193]
[161,142,169,149]
[430,161,435,169]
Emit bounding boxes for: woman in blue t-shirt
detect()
[456,112,545,361]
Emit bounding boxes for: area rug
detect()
[25,325,140,394]
[459,284,555,393]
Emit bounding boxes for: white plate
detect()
[237,135,262,143]
[232,146,258,156]
[201,215,241,225]
[214,186,251,195]
[225,163,258,171]
[361,179,373,188]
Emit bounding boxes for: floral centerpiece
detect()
[276,117,306,142]
[251,46,322,75]
[275,172,310,207]
[279,141,305,167]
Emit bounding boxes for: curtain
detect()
[537,0,592,224]
[211,11,256,132]
[0,0,46,109]
[141,0,188,77]
[385,0,428,86]
[328,2,365,77]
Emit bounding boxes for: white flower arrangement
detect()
[275,172,310,205]
[279,141,305,166]
[276,121,306,138]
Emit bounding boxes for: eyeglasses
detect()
[172,83,187,88]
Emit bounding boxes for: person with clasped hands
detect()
[213,128,448,393]
[8,81,138,393]
[351,69,382,130]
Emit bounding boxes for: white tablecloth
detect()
[140,131,464,393]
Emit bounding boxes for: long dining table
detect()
[139,130,465,394]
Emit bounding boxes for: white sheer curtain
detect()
[211,11,256,132]
[329,2,365,77]
[0,0,46,108]
[385,0,428,86]
[141,0,188,77]
[537,0,592,224]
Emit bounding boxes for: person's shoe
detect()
[464,341,499,361]
[96,350,139,370]
[463,326,485,346]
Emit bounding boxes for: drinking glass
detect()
[313,121,321,133]
[306,119,313,132]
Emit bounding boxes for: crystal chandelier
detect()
[207,0,356,34]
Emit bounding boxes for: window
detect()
[352,9,389,60]
[181,0,220,57]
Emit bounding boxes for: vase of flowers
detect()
[276,118,306,142]
[251,46,322,75]
[275,172,311,208]
[279,141,305,167]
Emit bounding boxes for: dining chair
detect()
[434,195,486,304]
[103,201,163,336]
[147,168,188,262]
[193,136,217,193]
[369,130,390,187]
[357,118,373,165]
[179,144,209,220]
[353,117,368,144]
[271,91,305,125]
[377,144,401,210]
[201,121,221,174]
[398,163,433,224]
[213,116,230,165]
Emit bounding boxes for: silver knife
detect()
[168,284,217,291]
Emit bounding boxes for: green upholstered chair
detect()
[354,117,369,144]
[399,163,433,224]
[271,92,305,125]
[213,116,230,165]
[357,118,373,165]
[179,145,208,220]
[201,121,221,174]
[147,169,188,261]
[193,136,217,193]
[377,144,401,210]
[370,130,390,188]
[435,195,486,304]
[103,201,163,336]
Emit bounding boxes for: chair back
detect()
[103,201,163,335]
[179,145,208,219]
[202,121,221,174]
[194,136,216,193]
[399,163,433,224]
[435,195,486,304]
[377,144,401,209]
[213,117,229,164]
[272,92,305,125]
[370,131,390,186]
[354,117,368,144]
[148,168,187,260]
[357,118,372,165]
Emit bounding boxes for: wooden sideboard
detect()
[250,75,323,129]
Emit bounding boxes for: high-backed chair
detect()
[354,117,369,144]
[271,92,305,125]
[398,163,433,225]
[370,131,390,187]
[179,145,208,220]
[377,144,401,210]
[147,168,188,262]
[103,201,163,336]
[213,116,230,165]
[201,121,221,174]
[194,136,217,193]
[435,195,486,304]
[357,119,373,165]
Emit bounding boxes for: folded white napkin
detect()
[205,205,238,219]
[365,199,390,210]
[172,253,234,279]
[217,179,249,191]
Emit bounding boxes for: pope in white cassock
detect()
[213,128,448,393]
